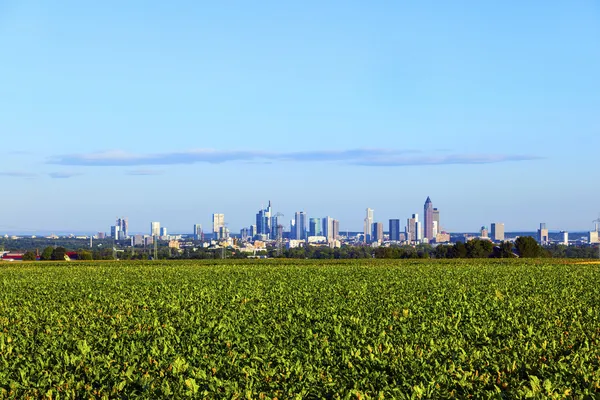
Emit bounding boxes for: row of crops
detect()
[1,259,599,398]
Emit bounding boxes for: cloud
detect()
[353,154,542,167]
[47,148,541,167]
[0,171,37,177]
[48,172,81,179]
[125,169,164,176]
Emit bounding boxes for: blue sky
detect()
[1,0,599,235]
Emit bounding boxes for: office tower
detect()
[537,223,549,245]
[491,223,505,242]
[424,197,434,241]
[416,220,423,242]
[332,219,340,241]
[116,217,129,240]
[561,231,569,246]
[389,219,401,241]
[256,201,272,239]
[433,221,439,237]
[294,212,307,240]
[218,226,229,240]
[151,222,161,237]
[289,219,296,238]
[309,218,323,237]
[160,227,168,238]
[240,228,249,241]
[322,216,336,242]
[193,224,203,241]
[433,208,440,231]
[110,225,120,239]
[364,208,374,243]
[212,214,225,237]
[480,226,488,238]
[249,224,257,238]
[372,222,384,243]
[133,234,144,246]
[406,216,416,242]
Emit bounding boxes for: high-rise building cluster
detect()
[362,197,447,245]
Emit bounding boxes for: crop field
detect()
[0,259,599,399]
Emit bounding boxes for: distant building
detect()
[110,225,120,239]
[116,217,128,240]
[309,218,323,237]
[364,208,374,243]
[168,240,180,249]
[433,208,440,232]
[132,234,144,246]
[490,223,505,242]
[256,201,272,239]
[218,226,229,240]
[436,232,450,243]
[97,232,106,239]
[424,197,434,241]
[589,231,599,244]
[333,219,340,241]
[389,219,401,241]
[213,214,225,238]
[294,212,307,240]
[480,226,488,238]
[160,227,168,238]
[561,231,569,246]
[372,222,384,243]
[413,214,422,242]
[249,224,257,238]
[151,222,161,237]
[193,224,203,241]
[406,216,416,243]
[538,223,549,245]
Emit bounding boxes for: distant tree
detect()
[22,251,36,261]
[79,251,93,260]
[493,241,517,258]
[465,239,494,258]
[51,247,67,261]
[41,246,54,261]
[515,236,542,258]
[451,242,467,258]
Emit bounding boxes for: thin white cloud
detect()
[48,172,81,179]
[47,148,541,167]
[0,171,37,177]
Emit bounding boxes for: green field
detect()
[1,260,599,399]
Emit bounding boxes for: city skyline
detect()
[1,1,598,233]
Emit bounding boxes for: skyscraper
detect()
[538,223,549,245]
[490,223,505,242]
[116,217,129,240]
[212,214,225,238]
[433,208,440,231]
[111,225,120,239]
[160,227,168,238]
[322,216,337,242]
[256,201,272,239]
[151,222,161,237]
[389,219,401,241]
[406,216,416,243]
[193,224,203,241]
[372,222,384,243]
[364,208,374,243]
[309,218,323,237]
[424,197,434,241]
[294,212,307,240]
[332,219,340,241]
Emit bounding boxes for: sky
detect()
[1,0,599,235]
